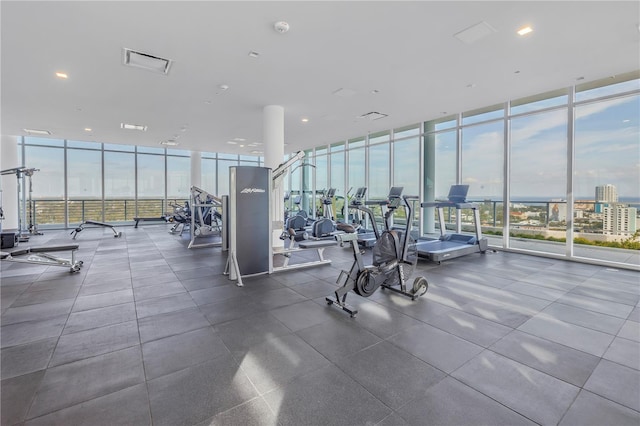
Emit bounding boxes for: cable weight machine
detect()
[0,167,41,241]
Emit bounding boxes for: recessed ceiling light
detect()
[251,150,263,154]
[120,123,147,131]
[466,83,476,88]
[84,128,92,132]
[248,51,260,58]
[55,72,68,79]
[517,26,533,36]
[227,141,237,145]
[233,137,246,142]
[301,118,309,123]
[23,128,51,136]
[160,140,179,146]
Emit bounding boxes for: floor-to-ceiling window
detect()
[509,90,568,255]
[329,143,345,220]
[136,147,166,217]
[167,150,191,204]
[201,153,217,195]
[461,106,504,236]
[423,117,457,234]
[104,145,136,222]
[393,125,421,229]
[314,148,328,218]
[574,76,640,265]
[23,138,65,228]
[67,141,103,223]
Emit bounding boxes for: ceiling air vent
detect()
[454,21,497,44]
[359,112,388,121]
[122,48,173,75]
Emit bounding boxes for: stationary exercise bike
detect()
[326,189,428,317]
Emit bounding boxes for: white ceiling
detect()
[2,1,639,156]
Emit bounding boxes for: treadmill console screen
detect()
[388,186,404,199]
[447,185,469,203]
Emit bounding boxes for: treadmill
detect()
[417,184,488,263]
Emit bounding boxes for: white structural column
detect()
[190,151,202,189]
[263,105,285,243]
[0,136,20,230]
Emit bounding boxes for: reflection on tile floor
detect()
[1,226,639,425]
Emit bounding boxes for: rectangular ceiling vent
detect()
[359,111,388,121]
[454,21,497,44]
[122,48,173,75]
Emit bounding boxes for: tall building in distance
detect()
[603,205,637,236]
[595,184,618,203]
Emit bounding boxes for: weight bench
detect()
[134,217,168,228]
[272,229,337,272]
[1,244,83,272]
[71,221,122,239]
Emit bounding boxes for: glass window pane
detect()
[462,104,504,125]
[201,158,216,193]
[137,146,165,154]
[394,124,420,140]
[202,151,217,159]
[510,109,568,253]
[432,131,457,199]
[348,147,366,191]
[576,72,640,103]
[348,137,365,148]
[24,137,64,147]
[166,148,191,156]
[218,159,237,194]
[137,154,165,197]
[24,146,65,199]
[67,140,101,149]
[425,116,457,132]
[369,131,389,144]
[368,143,389,198]
[218,153,237,160]
[574,94,639,259]
[315,146,327,156]
[461,121,503,200]
[330,150,345,220]
[67,149,102,198]
[104,151,135,198]
[511,89,568,115]
[314,155,328,191]
[393,137,419,196]
[103,143,135,152]
[330,142,345,152]
[167,156,190,199]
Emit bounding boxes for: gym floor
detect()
[1,226,639,426]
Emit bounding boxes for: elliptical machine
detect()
[326,188,428,317]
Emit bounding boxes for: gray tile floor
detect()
[1,226,639,426]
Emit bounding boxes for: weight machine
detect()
[188,186,224,249]
[0,167,41,241]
